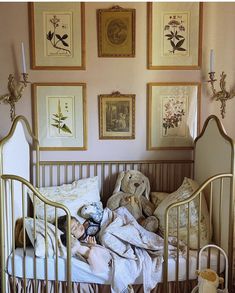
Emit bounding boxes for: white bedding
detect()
[7,247,225,283]
[8,207,225,292]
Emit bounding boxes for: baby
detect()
[57,216,96,254]
[57,215,111,272]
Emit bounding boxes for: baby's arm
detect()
[71,237,90,258]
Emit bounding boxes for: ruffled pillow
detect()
[150,192,169,207]
[154,177,210,249]
[29,177,100,224]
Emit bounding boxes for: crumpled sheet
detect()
[99,207,178,293]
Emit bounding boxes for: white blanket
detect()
[99,207,176,293]
[24,208,179,293]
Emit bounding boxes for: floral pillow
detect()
[154,177,211,249]
[150,192,169,208]
[29,177,100,224]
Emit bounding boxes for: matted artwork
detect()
[97,6,135,57]
[29,3,85,69]
[99,91,135,139]
[147,83,201,149]
[147,3,202,69]
[32,83,87,150]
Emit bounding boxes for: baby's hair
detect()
[56,215,79,246]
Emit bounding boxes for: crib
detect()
[0,115,234,293]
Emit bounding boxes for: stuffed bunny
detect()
[107,170,159,233]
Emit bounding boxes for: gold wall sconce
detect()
[0,43,30,121]
[208,71,235,119]
[208,49,235,119]
[0,73,29,121]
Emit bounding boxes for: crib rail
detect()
[163,173,233,293]
[0,174,72,293]
[35,160,193,203]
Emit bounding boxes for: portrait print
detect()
[99,92,135,139]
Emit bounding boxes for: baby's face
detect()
[71,218,85,239]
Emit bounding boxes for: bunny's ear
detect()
[144,177,150,200]
[113,171,125,193]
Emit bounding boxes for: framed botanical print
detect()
[97,6,135,57]
[147,3,202,70]
[147,82,201,149]
[99,91,135,139]
[29,3,85,70]
[32,83,87,150]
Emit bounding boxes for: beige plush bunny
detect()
[107,170,159,233]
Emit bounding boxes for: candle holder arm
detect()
[207,71,235,119]
[0,73,30,121]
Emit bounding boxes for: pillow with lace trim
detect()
[154,177,210,249]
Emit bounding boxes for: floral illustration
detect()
[162,97,185,135]
[51,99,72,134]
[163,13,187,55]
[46,15,71,55]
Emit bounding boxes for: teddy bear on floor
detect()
[196,268,224,293]
[107,170,159,233]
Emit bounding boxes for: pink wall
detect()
[0,2,234,161]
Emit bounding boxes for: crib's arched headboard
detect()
[194,115,235,285]
[0,115,39,179]
[0,115,39,224]
[194,115,234,183]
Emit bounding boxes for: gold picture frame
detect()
[29,3,85,70]
[147,82,201,150]
[97,6,135,57]
[32,83,87,150]
[99,91,135,139]
[147,3,203,70]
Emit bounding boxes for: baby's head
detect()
[57,215,85,245]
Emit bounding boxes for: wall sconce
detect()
[207,49,235,119]
[0,73,30,121]
[0,43,30,121]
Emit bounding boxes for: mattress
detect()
[7,247,225,284]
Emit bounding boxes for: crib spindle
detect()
[55,208,59,293]
[207,182,213,268]
[176,206,180,286]
[217,178,224,274]
[186,202,190,289]
[44,204,48,292]
[22,184,26,293]
[33,193,38,293]
[197,192,202,270]
[10,180,16,293]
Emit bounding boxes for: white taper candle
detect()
[210,49,214,72]
[21,42,26,74]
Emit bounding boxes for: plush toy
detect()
[107,170,159,233]
[78,202,104,239]
[80,201,103,223]
[196,268,224,293]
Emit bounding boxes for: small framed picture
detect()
[32,83,87,150]
[97,6,135,57]
[29,2,85,70]
[147,82,201,149]
[147,3,202,69]
[98,91,135,139]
